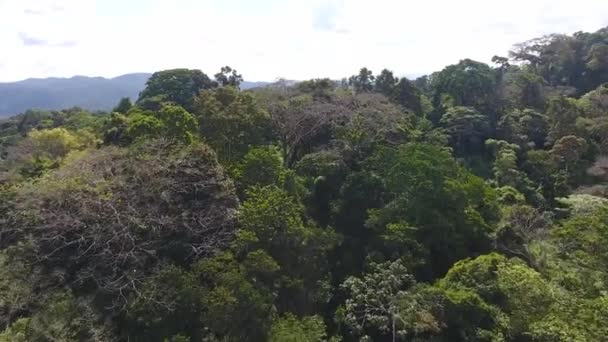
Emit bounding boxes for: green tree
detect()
[214,66,243,88]
[392,78,423,115]
[349,68,375,93]
[24,292,112,341]
[485,139,535,198]
[430,59,497,114]
[126,103,198,143]
[137,69,216,111]
[550,135,589,185]
[510,28,608,94]
[374,69,397,97]
[498,108,549,148]
[195,86,271,164]
[0,318,28,342]
[367,144,499,279]
[232,146,289,197]
[341,260,416,342]
[439,106,490,156]
[3,127,98,179]
[127,252,278,341]
[269,313,328,342]
[546,96,582,144]
[436,253,554,340]
[523,149,568,202]
[236,185,336,314]
[297,78,335,101]
[113,97,133,113]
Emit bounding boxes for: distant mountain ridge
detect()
[0,74,270,117]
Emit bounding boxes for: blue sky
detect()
[0,0,607,82]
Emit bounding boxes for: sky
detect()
[0,0,607,83]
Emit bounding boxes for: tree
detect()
[367,144,499,279]
[501,69,546,109]
[523,149,568,202]
[550,135,589,185]
[6,141,238,309]
[430,59,497,114]
[195,86,271,164]
[232,145,288,197]
[26,292,112,341]
[510,27,608,94]
[113,97,133,114]
[269,313,328,342]
[126,103,198,144]
[125,108,163,140]
[439,106,490,156]
[552,203,608,290]
[2,127,98,179]
[349,68,375,93]
[0,252,34,329]
[579,83,608,117]
[335,93,415,160]
[546,96,582,144]
[494,204,550,267]
[296,78,335,101]
[127,251,277,341]
[485,139,535,197]
[266,94,343,167]
[214,66,243,88]
[374,69,397,97]
[137,69,216,111]
[436,253,554,339]
[498,108,549,148]
[0,318,28,342]
[155,103,199,143]
[341,260,416,342]
[236,185,336,314]
[392,78,422,114]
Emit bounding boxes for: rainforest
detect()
[1,27,608,341]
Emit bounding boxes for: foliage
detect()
[236,185,337,314]
[367,143,499,279]
[4,141,238,310]
[269,313,328,342]
[126,103,198,143]
[430,59,497,114]
[440,106,490,156]
[195,86,271,164]
[349,67,375,93]
[3,26,608,341]
[137,68,216,111]
[341,260,415,341]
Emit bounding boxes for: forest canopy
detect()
[1,27,608,341]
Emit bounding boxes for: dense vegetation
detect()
[1,27,608,341]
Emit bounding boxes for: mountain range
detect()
[0,74,269,117]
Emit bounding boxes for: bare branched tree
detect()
[5,140,238,311]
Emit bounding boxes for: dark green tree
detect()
[113,97,133,114]
[349,67,375,93]
[137,69,216,111]
[214,66,243,88]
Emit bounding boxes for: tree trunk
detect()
[392,315,396,342]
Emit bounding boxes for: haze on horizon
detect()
[1,0,607,83]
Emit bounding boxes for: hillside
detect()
[0,74,268,117]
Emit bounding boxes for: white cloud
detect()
[0,0,607,82]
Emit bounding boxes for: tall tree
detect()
[430,59,498,116]
[349,68,375,93]
[137,69,216,111]
[214,66,243,88]
[374,69,398,97]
